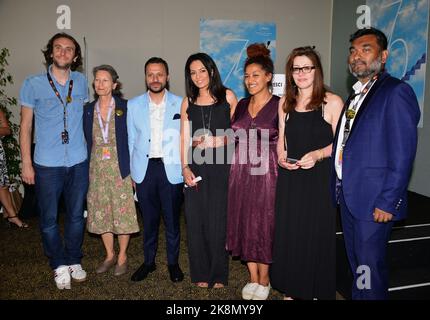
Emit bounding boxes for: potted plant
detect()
[0,47,22,210]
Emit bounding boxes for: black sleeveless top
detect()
[285,107,333,160]
[186,100,231,137]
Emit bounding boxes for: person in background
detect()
[20,32,89,290]
[271,46,343,300]
[226,43,279,300]
[181,52,237,289]
[331,27,420,300]
[0,109,28,228]
[128,57,185,283]
[83,65,139,276]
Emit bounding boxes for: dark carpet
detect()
[0,205,287,300]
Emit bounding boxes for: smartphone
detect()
[184,176,202,188]
[287,158,299,164]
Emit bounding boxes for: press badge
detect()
[102,147,111,160]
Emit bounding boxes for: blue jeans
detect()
[34,161,89,269]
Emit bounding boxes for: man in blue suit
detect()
[332,28,420,299]
[127,57,184,282]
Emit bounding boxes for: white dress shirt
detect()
[335,79,375,180]
[148,91,167,158]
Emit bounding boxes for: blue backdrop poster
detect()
[200,19,276,100]
[367,0,429,127]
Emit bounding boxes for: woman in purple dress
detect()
[226,43,279,300]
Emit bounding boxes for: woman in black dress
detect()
[180,53,237,288]
[271,46,343,299]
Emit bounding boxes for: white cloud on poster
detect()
[200,19,276,100]
[367,0,428,127]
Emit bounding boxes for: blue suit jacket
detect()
[331,72,420,221]
[127,90,182,184]
[83,96,131,179]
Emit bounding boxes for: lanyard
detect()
[341,74,378,149]
[46,72,73,132]
[95,98,114,144]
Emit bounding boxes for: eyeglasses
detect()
[292,66,316,74]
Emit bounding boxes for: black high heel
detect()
[6,216,29,228]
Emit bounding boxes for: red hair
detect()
[283,46,327,114]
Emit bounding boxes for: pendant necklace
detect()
[200,104,213,142]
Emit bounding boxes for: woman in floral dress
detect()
[83,65,139,276]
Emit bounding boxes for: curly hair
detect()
[244,43,274,90]
[42,33,82,71]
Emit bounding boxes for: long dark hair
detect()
[42,32,82,71]
[92,64,123,99]
[184,53,226,104]
[283,46,327,114]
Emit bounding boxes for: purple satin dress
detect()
[226,95,279,264]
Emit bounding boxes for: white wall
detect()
[0,0,333,118]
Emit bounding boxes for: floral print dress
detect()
[0,140,9,187]
[87,108,139,235]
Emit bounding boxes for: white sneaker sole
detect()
[242,283,259,300]
[56,282,71,290]
[71,276,86,283]
[242,292,254,300]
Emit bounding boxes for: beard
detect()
[349,55,383,80]
[53,59,72,70]
[147,82,167,94]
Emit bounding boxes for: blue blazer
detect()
[83,96,131,179]
[127,91,182,184]
[331,72,420,221]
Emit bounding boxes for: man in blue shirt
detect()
[19,33,89,290]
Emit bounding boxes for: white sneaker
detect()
[54,265,71,290]
[242,282,260,300]
[69,264,87,282]
[253,283,271,300]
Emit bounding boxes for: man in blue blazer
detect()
[331,28,420,299]
[127,57,184,282]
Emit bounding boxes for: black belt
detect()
[149,157,163,162]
